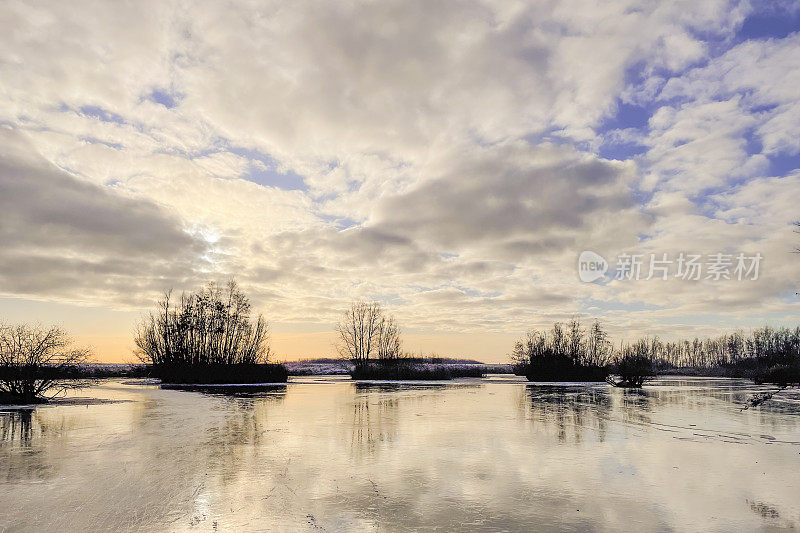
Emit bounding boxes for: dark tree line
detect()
[620,327,800,370]
[512,319,800,386]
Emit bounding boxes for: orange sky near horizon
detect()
[0,295,522,363]
[75,331,520,364]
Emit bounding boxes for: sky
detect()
[0,0,799,363]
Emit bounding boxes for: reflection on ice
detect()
[1,377,799,531]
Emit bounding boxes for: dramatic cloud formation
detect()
[0,129,211,305]
[0,0,798,360]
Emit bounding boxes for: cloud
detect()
[0,0,797,353]
[636,33,800,194]
[369,142,642,256]
[0,128,210,305]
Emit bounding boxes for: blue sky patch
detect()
[146,88,182,109]
[765,151,800,176]
[78,105,126,124]
[737,7,800,41]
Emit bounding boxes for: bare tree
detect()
[376,314,402,360]
[510,329,547,372]
[0,324,91,403]
[566,318,584,364]
[550,322,566,356]
[586,320,612,367]
[335,301,384,365]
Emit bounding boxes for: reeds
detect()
[350,359,484,380]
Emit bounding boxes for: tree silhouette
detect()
[0,324,91,403]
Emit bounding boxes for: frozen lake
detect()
[2,376,799,531]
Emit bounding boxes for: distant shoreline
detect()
[14,361,772,380]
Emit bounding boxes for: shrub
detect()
[614,355,655,388]
[153,363,288,384]
[754,364,800,387]
[524,357,608,382]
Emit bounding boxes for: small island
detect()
[335,300,485,380]
[134,280,288,387]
